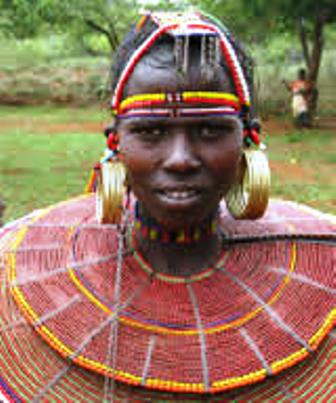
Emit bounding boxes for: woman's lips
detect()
[155,188,203,207]
[159,189,198,199]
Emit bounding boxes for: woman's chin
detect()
[135,192,221,232]
[151,208,217,233]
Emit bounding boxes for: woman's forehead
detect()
[119,114,242,130]
[126,58,235,96]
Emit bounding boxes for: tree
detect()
[0,0,140,54]
[241,0,336,119]
[41,0,141,54]
[0,0,44,38]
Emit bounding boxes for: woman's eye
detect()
[199,125,222,139]
[135,127,166,140]
[199,124,235,140]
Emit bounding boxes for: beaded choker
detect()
[134,202,218,244]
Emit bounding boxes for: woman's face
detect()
[118,55,243,230]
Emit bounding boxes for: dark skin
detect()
[118,54,243,276]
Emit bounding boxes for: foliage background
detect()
[0,0,335,116]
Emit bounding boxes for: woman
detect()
[0,12,334,402]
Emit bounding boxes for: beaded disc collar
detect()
[1,195,334,398]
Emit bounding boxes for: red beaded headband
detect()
[117,91,241,119]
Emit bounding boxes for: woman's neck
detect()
[133,203,222,277]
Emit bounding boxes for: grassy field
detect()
[264,120,335,214]
[0,106,105,221]
[0,106,335,223]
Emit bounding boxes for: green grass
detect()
[265,128,335,214]
[0,106,105,222]
[0,131,102,221]
[0,105,105,122]
[0,106,334,223]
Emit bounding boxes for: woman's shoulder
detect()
[219,198,335,239]
[0,194,103,232]
[0,194,120,257]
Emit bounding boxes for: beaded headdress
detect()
[107,11,260,147]
[112,12,250,109]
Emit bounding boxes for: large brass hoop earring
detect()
[96,161,126,224]
[225,149,271,220]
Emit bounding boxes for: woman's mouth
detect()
[155,188,203,208]
[159,189,199,200]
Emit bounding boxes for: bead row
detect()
[118,91,240,114]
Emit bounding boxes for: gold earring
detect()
[225,149,271,220]
[96,161,126,224]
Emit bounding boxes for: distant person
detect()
[283,68,313,128]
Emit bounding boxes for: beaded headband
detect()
[112,12,251,116]
[117,91,240,119]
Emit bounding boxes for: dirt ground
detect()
[262,116,336,134]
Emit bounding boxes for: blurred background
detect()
[0,0,335,222]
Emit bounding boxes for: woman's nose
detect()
[162,132,201,173]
